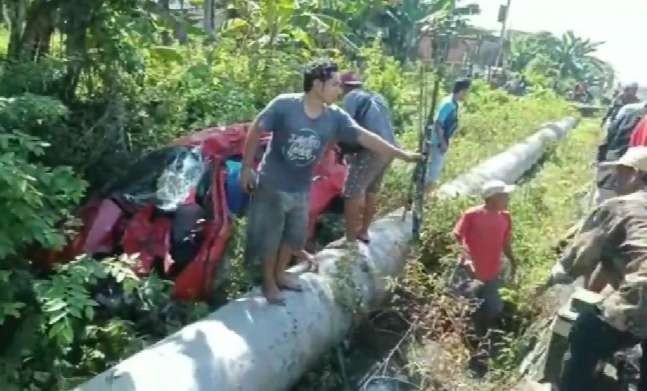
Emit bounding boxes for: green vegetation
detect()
[509,31,615,94]
[0,0,608,389]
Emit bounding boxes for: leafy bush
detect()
[0,60,67,97]
[0,254,208,390]
[0,94,68,133]
[0,131,85,259]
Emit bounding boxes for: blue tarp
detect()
[225,160,249,216]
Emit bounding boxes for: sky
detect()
[466,0,647,86]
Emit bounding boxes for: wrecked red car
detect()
[41,124,347,300]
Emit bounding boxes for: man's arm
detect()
[356,128,420,162]
[240,120,262,192]
[240,95,282,192]
[504,239,518,279]
[452,213,474,274]
[546,206,609,287]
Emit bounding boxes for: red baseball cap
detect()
[340,72,363,86]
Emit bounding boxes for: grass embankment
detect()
[394,118,600,389]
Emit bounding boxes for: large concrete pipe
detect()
[77,211,413,391]
[77,117,579,391]
[438,117,579,198]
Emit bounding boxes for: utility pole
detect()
[494,0,512,71]
[204,0,215,36]
[407,1,456,241]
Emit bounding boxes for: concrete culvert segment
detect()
[76,117,580,391]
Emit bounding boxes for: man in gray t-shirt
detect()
[340,72,397,244]
[255,93,361,192]
[240,59,420,305]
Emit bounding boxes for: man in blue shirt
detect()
[424,78,471,192]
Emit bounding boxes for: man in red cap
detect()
[339,71,397,243]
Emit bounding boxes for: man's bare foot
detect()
[262,284,286,305]
[277,272,303,292]
[356,232,370,244]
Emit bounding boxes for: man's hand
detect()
[400,150,422,163]
[240,166,256,193]
[462,259,476,277]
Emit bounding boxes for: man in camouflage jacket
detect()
[546,146,647,390]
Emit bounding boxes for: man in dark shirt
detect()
[602,82,640,127]
[340,72,397,243]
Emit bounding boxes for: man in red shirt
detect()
[452,180,518,334]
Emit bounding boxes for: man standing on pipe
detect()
[240,59,420,305]
[423,78,471,193]
[541,147,647,390]
[339,72,397,244]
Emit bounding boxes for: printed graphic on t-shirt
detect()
[282,128,322,167]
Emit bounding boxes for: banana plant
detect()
[219,0,355,52]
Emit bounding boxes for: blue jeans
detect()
[450,265,504,336]
[424,144,446,185]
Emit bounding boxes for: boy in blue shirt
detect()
[424,78,471,192]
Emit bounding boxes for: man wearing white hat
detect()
[543,147,647,390]
[453,180,519,334]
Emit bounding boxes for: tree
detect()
[552,30,604,81]
[508,30,611,92]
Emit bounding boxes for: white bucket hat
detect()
[601,146,647,173]
[481,180,516,199]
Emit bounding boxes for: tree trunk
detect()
[18,0,59,60]
[203,0,214,36]
[4,0,27,59]
[59,1,94,102]
[158,0,172,44]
